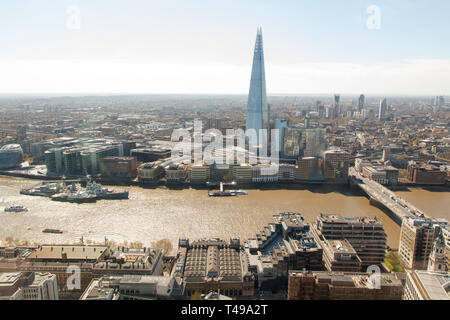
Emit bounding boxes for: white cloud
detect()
[0,59,449,95]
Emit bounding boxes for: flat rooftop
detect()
[328,240,357,255]
[412,271,450,300]
[0,272,21,285]
[28,245,108,261]
[318,213,382,225]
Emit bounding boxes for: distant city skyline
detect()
[1,1,450,95]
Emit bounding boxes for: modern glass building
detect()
[246,27,269,145]
[378,98,387,120]
[0,144,23,169]
[357,94,365,112]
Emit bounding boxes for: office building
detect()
[407,163,447,185]
[278,164,295,182]
[0,272,58,300]
[80,275,185,300]
[282,127,303,158]
[357,94,365,112]
[0,144,23,169]
[378,98,387,121]
[274,119,288,153]
[323,149,350,183]
[205,118,223,132]
[252,164,279,183]
[334,94,341,117]
[288,271,403,300]
[294,157,323,182]
[81,145,120,175]
[313,214,387,269]
[303,128,327,158]
[403,270,449,300]
[99,156,137,180]
[165,163,187,184]
[231,163,253,184]
[362,165,399,186]
[398,217,448,270]
[246,213,323,289]
[137,161,164,184]
[131,147,171,163]
[188,162,211,184]
[19,245,163,293]
[320,239,362,272]
[246,28,269,144]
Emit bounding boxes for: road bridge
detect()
[349,167,426,225]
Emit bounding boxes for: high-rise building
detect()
[433,96,445,107]
[357,94,365,112]
[246,27,269,144]
[312,214,387,269]
[282,127,304,158]
[205,118,223,131]
[274,119,288,154]
[378,98,387,121]
[334,94,341,117]
[303,128,327,158]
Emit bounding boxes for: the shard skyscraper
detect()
[246,27,269,142]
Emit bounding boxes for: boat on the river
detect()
[4,205,28,212]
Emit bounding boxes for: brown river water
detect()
[0,176,448,251]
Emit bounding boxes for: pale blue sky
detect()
[1,0,449,94]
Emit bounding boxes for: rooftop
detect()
[411,270,450,300]
[28,245,108,261]
[318,213,382,225]
[0,272,21,285]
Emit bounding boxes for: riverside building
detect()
[245,213,323,289]
[19,245,163,294]
[322,149,350,183]
[288,270,403,300]
[312,214,387,269]
[398,217,449,270]
[174,238,255,298]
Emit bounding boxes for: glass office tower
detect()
[246,27,269,145]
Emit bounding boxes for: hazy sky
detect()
[1,0,449,94]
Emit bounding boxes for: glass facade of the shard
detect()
[246,28,269,142]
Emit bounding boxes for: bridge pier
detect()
[368,196,403,226]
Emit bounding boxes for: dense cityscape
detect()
[1,3,449,309]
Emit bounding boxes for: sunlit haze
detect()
[1,0,450,95]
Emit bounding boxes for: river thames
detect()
[0,176,449,251]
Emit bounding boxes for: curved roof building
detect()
[0,144,23,169]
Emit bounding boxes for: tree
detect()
[152,239,173,256]
[191,291,202,300]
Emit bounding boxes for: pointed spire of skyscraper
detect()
[246,27,269,141]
